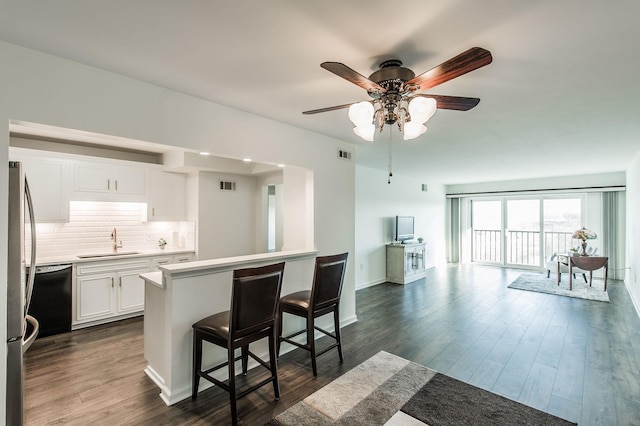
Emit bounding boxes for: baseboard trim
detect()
[356,278,386,291]
[624,279,640,319]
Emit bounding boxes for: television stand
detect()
[386,242,426,284]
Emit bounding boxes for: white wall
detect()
[196,171,258,259]
[0,40,356,417]
[355,165,447,289]
[626,151,640,314]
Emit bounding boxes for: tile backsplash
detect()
[34,201,195,258]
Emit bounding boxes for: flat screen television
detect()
[395,216,414,242]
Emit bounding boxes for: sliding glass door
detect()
[471,196,583,268]
[506,199,540,266]
[471,200,502,264]
[543,197,582,259]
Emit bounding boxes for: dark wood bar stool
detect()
[278,252,348,376]
[191,262,285,425]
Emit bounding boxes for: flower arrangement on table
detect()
[572,227,597,255]
[158,238,167,249]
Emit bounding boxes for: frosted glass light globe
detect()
[354,124,375,141]
[408,97,437,123]
[348,101,374,127]
[403,122,427,140]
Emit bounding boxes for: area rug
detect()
[508,272,609,302]
[267,351,575,425]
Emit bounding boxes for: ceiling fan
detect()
[303,47,493,141]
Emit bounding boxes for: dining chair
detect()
[191,262,285,425]
[277,252,348,376]
[545,253,587,283]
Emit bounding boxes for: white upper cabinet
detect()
[73,162,147,201]
[148,170,186,221]
[11,153,70,223]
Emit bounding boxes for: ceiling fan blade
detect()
[321,62,385,93]
[415,94,481,111]
[405,47,492,92]
[302,103,355,115]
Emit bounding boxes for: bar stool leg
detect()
[333,307,343,361]
[228,347,238,425]
[307,315,317,377]
[192,331,202,399]
[241,345,249,375]
[269,331,281,399]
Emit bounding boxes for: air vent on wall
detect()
[338,149,352,160]
[219,180,236,191]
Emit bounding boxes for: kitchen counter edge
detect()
[34,249,196,267]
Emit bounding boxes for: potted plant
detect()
[158,238,167,249]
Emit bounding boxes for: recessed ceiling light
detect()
[277,164,285,168]
[199,151,210,156]
[243,158,252,162]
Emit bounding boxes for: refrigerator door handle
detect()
[22,314,39,353]
[24,176,37,316]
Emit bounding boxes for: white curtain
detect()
[447,198,460,263]
[602,191,625,280]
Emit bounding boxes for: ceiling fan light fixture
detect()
[353,124,375,141]
[403,122,427,140]
[348,101,374,127]
[408,97,437,123]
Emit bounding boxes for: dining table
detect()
[568,255,608,291]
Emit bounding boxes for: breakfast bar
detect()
[140,249,318,405]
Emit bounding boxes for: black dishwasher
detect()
[27,264,72,338]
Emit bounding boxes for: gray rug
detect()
[508,272,609,302]
[267,351,575,425]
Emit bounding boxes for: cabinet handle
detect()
[115,180,118,191]
[107,179,110,190]
[111,277,114,288]
[119,277,122,287]
[152,207,155,217]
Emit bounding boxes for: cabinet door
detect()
[76,273,115,322]
[73,162,147,201]
[113,166,146,195]
[149,171,186,221]
[74,163,111,193]
[117,269,146,314]
[21,157,69,222]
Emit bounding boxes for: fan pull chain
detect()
[387,127,393,184]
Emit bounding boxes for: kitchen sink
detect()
[77,251,141,259]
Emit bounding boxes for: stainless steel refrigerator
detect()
[6,161,38,425]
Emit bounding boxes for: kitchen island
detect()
[140,249,319,405]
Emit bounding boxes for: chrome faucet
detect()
[111,227,123,252]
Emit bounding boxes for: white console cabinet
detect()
[386,242,427,284]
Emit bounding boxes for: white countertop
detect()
[140,248,319,289]
[34,248,195,266]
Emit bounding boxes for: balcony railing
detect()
[473,230,574,265]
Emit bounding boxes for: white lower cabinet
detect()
[74,258,150,328]
[73,252,195,328]
[117,269,146,314]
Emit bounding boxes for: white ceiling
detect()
[1,1,639,185]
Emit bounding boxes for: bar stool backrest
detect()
[230,262,285,340]
[311,253,348,313]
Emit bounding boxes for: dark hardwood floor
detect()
[24,265,640,425]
